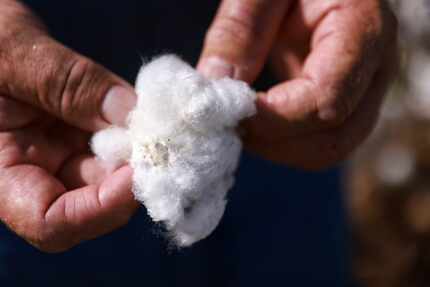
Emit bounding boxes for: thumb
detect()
[1,35,136,132]
[197,0,291,83]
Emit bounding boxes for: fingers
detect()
[244,24,398,170]
[58,154,108,189]
[262,1,391,133]
[0,97,40,131]
[0,2,136,132]
[45,166,138,252]
[0,120,89,173]
[0,164,138,253]
[3,37,136,132]
[197,0,291,82]
[247,65,389,170]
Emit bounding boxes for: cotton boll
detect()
[91,55,256,247]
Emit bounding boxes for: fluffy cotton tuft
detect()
[91,55,256,246]
[91,126,131,170]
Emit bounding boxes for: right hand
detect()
[0,0,139,252]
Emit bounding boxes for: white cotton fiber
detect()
[91,126,131,170]
[91,55,256,246]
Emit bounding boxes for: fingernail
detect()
[102,86,137,126]
[198,57,235,79]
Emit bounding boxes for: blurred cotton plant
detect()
[389,0,430,48]
[386,0,430,120]
[347,1,430,287]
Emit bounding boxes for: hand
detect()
[0,0,138,252]
[198,0,398,169]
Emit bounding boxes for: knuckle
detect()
[205,13,256,49]
[56,57,92,119]
[316,92,352,127]
[57,58,91,119]
[36,52,101,120]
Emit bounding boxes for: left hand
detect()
[198,0,398,169]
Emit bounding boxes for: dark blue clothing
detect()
[0,1,349,286]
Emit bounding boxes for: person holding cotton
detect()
[0,0,396,253]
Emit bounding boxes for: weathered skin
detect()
[0,0,138,253]
[0,0,397,252]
